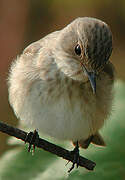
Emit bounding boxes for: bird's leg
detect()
[68,141,80,173]
[25,129,39,154]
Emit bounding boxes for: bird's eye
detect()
[75,44,81,56]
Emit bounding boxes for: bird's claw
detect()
[25,129,39,154]
[68,141,80,173]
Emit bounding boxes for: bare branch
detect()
[0,121,96,171]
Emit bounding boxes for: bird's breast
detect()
[17,75,113,141]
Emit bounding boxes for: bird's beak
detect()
[82,65,96,94]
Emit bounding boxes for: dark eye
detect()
[75,44,81,56]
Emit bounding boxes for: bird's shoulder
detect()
[23,31,60,56]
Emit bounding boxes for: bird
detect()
[8,17,115,170]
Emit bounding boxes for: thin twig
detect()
[0,121,96,171]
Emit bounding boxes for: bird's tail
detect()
[72,132,106,149]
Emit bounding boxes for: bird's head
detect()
[54,17,113,94]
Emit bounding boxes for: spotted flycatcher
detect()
[8,17,115,157]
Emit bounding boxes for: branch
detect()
[0,121,96,171]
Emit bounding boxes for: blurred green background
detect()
[0,0,125,179]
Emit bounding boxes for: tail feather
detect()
[91,132,106,147]
[72,132,106,149]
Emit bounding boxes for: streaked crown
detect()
[75,17,113,69]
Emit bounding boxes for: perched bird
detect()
[8,17,115,163]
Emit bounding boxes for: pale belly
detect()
[20,96,92,141]
[18,81,108,142]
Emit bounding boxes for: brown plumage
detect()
[8,17,115,149]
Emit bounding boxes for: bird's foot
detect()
[25,129,39,154]
[68,141,80,173]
